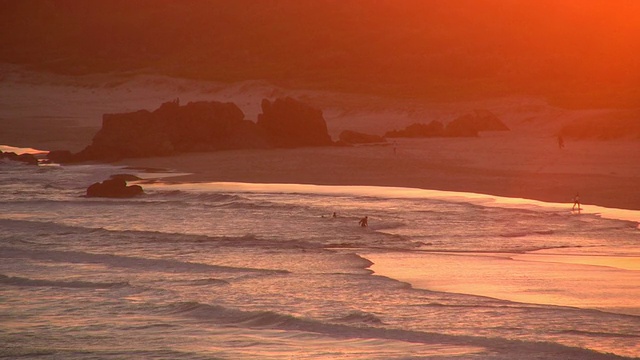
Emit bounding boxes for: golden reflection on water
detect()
[516,253,640,271]
[365,251,640,317]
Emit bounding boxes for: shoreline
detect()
[364,250,640,317]
[138,181,640,224]
[2,68,638,212]
[115,135,640,212]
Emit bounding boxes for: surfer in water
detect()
[359,216,368,227]
[572,192,581,211]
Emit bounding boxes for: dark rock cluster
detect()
[45,99,511,165]
[385,109,509,138]
[258,97,333,148]
[49,97,333,163]
[86,177,144,198]
[0,150,39,165]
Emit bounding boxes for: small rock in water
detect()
[86,178,144,198]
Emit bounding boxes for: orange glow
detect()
[367,250,640,316]
[1,1,638,105]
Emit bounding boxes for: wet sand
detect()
[117,134,640,211]
[364,250,640,316]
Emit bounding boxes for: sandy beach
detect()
[2,65,639,211]
[117,134,640,211]
[4,4,640,358]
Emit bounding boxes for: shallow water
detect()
[1,160,639,359]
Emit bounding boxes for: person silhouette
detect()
[359,216,368,227]
[572,193,581,211]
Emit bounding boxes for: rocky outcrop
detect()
[384,121,444,138]
[257,97,333,148]
[46,150,74,164]
[445,109,509,137]
[444,117,479,137]
[338,130,386,144]
[0,151,39,165]
[56,97,333,163]
[383,110,509,139]
[86,177,144,198]
[73,100,267,162]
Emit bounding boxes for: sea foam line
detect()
[145,181,640,224]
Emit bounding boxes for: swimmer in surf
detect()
[359,216,368,227]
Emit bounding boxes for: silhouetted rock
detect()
[444,118,479,137]
[384,121,444,138]
[18,153,38,165]
[47,150,74,163]
[74,100,267,162]
[69,98,333,162]
[339,130,386,144]
[86,178,144,198]
[257,97,333,148]
[445,109,509,137]
[0,151,38,165]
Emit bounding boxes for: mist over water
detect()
[1,163,639,359]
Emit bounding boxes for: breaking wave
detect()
[158,301,631,359]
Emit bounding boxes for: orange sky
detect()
[1,0,638,104]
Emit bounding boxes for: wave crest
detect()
[334,311,383,324]
[0,274,129,289]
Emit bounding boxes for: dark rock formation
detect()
[257,97,333,148]
[384,121,444,138]
[86,178,144,198]
[61,97,333,163]
[47,150,74,164]
[445,109,509,137]
[0,151,39,165]
[74,100,268,162]
[338,130,386,144]
[383,110,508,139]
[444,118,479,137]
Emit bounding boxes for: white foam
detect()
[147,181,640,224]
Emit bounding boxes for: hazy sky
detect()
[1,0,638,105]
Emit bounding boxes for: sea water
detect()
[1,158,639,359]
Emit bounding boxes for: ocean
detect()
[1,153,639,359]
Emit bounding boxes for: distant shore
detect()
[116,134,640,212]
[2,67,639,212]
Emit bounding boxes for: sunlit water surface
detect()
[1,161,639,359]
